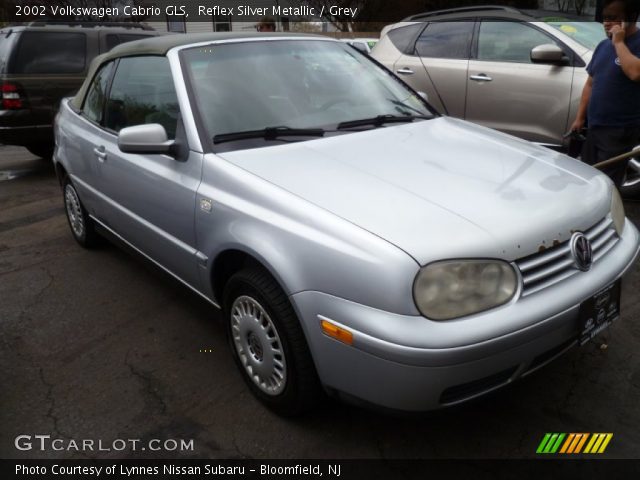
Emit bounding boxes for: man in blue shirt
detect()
[570,0,640,186]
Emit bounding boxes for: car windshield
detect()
[181,39,434,145]
[546,21,606,50]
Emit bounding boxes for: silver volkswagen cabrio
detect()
[54,33,640,414]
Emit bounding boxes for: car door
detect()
[392,21,474,117]
[96,55,203,287]
[69,60,117,218]
[465,21,575,146]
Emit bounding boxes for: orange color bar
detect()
[567,434,583,454]
[560,434,576,454]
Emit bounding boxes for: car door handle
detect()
[93,146,107,162]
[396,68,415,75]
[469,74,493,82]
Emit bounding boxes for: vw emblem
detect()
[570,232,593,272]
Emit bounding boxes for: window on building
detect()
[167,15,186,33]
[213,14,232,32]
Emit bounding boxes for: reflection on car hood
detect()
[218,117,611,264]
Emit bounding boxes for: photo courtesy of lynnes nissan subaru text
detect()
[53,33,640,415]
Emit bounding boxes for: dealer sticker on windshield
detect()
[578,280,621,346]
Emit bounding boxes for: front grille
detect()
[516,217,619,297]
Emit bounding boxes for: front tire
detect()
[63,177,99,248]
[223,268,321,415]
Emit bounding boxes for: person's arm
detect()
[611,25,640,82]
[570,76,593,132]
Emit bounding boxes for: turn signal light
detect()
[320,319,353,345]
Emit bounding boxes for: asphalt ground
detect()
[1,145,639,460]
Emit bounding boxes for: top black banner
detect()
[0,1,600,28]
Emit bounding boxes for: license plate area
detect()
[578,280,621,346]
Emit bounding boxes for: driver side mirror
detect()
[118,124,175,156]
[531,44,568,64]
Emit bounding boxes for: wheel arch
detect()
[211,248,293,311]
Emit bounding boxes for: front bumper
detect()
[291,220,640,411]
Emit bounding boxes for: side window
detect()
[478,22,561,63]
[12,32,86,74]
[104,56,179,139]
[82,61,115,124]
[415,22,473,59]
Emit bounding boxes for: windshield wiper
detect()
[213,126,325,145]
[337,114,430,130]
[388,98,432,117]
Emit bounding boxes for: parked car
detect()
[0,21,160,159]
[371,6,640,197]
[54,33,639,414]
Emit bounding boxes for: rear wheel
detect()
[223,268,322,415]
[63,177,99,248]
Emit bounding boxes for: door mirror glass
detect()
[118,124,174,155]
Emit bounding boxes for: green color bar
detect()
[550,433,566,453]
[536,433,552,454]
[543,433,559,453]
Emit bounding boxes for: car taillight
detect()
[2,82,24,110]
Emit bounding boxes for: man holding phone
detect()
[570,0,640,186]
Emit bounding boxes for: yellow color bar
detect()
[591,433,606,453]
[320,319,353,345]
[560,434,575,454]
[584,433,598,453]
[597,433,613,453]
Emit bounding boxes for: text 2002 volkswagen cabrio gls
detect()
[54,33,639,414]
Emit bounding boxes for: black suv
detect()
[0,21,160,158]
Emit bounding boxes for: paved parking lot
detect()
[1,145,639,459]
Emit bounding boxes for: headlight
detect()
[413,260,518,320]
[611,187,625,236]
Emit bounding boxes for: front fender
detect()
[196,154,421,316]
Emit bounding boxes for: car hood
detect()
[218,117,611,265]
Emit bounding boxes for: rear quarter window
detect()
[12,32,86,74]
[387,24,425,54]
[0,32,18,74]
